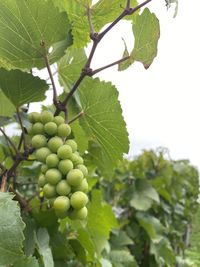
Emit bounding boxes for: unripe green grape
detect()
[38,174,47,187]
[46,153,59,168]
[65,139,77,152]
[44,122,57,136]
[31,134,47,149]
[41,110,53,124]
[28,112,41,123]
[43,183,56,198]
[54,196,70,213]
[55,210,68,219]
[71,207,88,220]
[70,191,88,210]
[45,168,62,185]
[67,169,83,187]
[32,122,44,135]
[35,147,51,163]
[57,145,72,160]
[57,123,71,138]
[41,164,48,174]
[77,164,88,177]
[48,136,63,153]
[54,116,65,126]
[70,153,83,166]
[56,180,71,196]
[27,125,34,136]
[75,178,88,193]
[58,159,73,175]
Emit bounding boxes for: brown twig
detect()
[0,174,7,192]
[16,108,27,151]
[9,187,31,212]
[54,0,153,115]
[44,54,58,106]
[91,56,130,76]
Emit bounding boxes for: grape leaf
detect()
[119,8,160,70]
[87,190,118,254]
[35,228,54,267]
[0,193,25,266]
[54,0,138,48]
[0,69,48,108]
[0,90,15,116]
[130,179,160,211]
[12,257,39,267]
[136,212,165,243]
[78,77,129,177]
[110,250,138,267]
[0,0,71,69]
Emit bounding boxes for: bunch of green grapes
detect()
[28,111,89,220]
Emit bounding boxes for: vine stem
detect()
[68,111,84,124]
[91,56,130,76]
[16,108,26,150]
[0,128,20,156]
[44,54,58,105]
[0,174,7,192]
[54,0,153,115]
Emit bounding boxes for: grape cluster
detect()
[28,111,89,220]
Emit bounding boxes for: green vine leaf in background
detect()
[0,0,71,70]
[0,193,25,266]
[12,257,39,267]
[119,8,160,70]
[0,69,48,116]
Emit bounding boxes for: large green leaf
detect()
[78,77,129,177]
[35,228,54,267]
[0,193,25,266]
[12,257,39,267]
[54,0,138,48]
[87,190,118,254]
[0,0,71,69]
[0,90,15,116]
[0,69,48,109]
[119,8,160,70]
[110,250,138,267]
[130,179,160,211]
[136,212,165,243]
[150,238,175,266]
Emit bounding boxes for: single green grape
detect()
[28,112,41,123]
[56,180,71,196]
[77,164,88,177]
[35,147,51,163]
[58,159,73,175]
[57,124,71,138]
[41,110,53,124]
[67,169,83,187]
[32,122,44,135]
[54,196,70,213]
[44,122,57,136]
[54,116,65,126]
[38,174,47,187]
[41,164,48,174]
[74,178,88,193]
[43,183,56,198]
[57,145,72,160]
[70,191,88,210]
[71,207,88,220]
[31,134,47,149]
[46,153,59,168]
[45,168,62,185]
[48,136,63,153]
[65,139,77,152]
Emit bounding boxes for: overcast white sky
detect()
[30,1,200,169]
[85,0,200,169]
